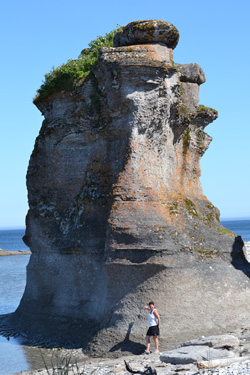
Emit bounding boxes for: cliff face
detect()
[10,20,250,351]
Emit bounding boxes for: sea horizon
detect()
[0,219,250,251]
[221,217,250,221]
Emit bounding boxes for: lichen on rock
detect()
[6,20,250,354]
[113,20,179,49]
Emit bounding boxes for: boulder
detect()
[113,20,179,49]
[175,63,206,85]
[198,356,250,369]
[160,345,236,365]
[180,334,240,349]
[244,241,250,261]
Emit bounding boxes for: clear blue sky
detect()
[0,0,249,228]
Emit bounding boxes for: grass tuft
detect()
[40,349,86,375]
[34,25,123,104]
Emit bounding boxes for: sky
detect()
[0,0,249,228]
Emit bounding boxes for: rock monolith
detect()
[6,20,250,353]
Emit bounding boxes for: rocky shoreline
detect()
[0,248,31,256]
[9,329,250,375]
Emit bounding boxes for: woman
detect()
[144,301,160,354]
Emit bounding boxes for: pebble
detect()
[201,360,250,375]
[11,329,250,375]
[13,355,250,375]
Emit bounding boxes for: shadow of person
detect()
[110,322,145,355]
[231,235,250,278]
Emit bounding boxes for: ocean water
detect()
[221,219,250,242]
[0,228,29,252]
[0,229,31,374]
[0,221,250,374]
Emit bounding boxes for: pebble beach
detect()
[10,329,250,375]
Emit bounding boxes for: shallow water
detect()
[0,332,70,375]
[0,255,28,315]
[0,255,55,374]
[0,230,59,375]
[0,255,35,375]
[0,335,30,375]
[0,253,83,375]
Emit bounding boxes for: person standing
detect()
[144,301,160,354]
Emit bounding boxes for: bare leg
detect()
[146,335,151,352]
[153,336,159,351]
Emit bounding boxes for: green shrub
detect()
[34,25,123,104]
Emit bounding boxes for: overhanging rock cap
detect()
[113,20,180,49]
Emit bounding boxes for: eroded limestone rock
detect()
[160,345,236,365]
[181,335,240,349]
[113,20,179,49]
[6,20,250,352]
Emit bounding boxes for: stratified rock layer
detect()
[8,20,250,352]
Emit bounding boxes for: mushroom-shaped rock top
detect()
[113,20,180,49]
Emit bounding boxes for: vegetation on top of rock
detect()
[217,227,235,236]
[197,104,218,116]
[113,19,179,49]
[33,26,123,105]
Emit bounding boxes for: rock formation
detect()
[0,249,31,256]
[6,20,250,352]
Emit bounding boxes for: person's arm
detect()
[154,309,160,329]
[144,305,149,310]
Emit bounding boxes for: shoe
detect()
[145,350,150,354]
[154,349,159,354]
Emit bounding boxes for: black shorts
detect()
[146,325,159,336]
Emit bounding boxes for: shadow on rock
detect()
[231,236,250,278]
[0,312,99,349]
[110,322,145,355]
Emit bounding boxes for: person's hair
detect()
[149,301,154,306]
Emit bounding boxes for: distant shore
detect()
[0,248,31,256]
